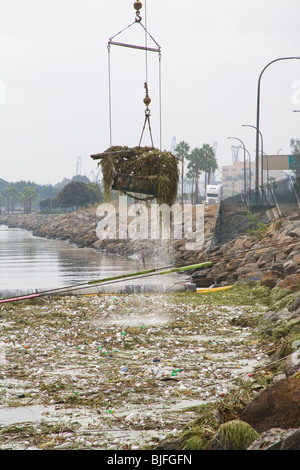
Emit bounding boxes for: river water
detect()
[0,225,142,295]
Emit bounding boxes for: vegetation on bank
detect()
[174,141,218,205]
[0,176,104,214]
[40,181,104,212]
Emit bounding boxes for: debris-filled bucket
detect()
[91,146,179,204]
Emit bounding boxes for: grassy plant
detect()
[213,419,259,450]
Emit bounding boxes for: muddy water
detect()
[0,405,48,425]
[0,225,142,294]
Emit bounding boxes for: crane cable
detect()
[107,1,162,149]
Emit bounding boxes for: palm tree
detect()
[175,141,190,204]
[199,143,218,195]
[186,167,195,204]
[2,187,11,213]
[6,186,19,213]
[186,147,203,204]
[21,185,38,213]
[0,194,5,214]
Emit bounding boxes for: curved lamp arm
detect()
[255,56,300,191]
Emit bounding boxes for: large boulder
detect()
[286,222,300,238]
[260,270,284,288]
[276,274,300,292]
[240,377,300,432]
[226,258,242,271]
[248,428,300,450]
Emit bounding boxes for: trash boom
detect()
[0,261,212,304]
[87,261,212,285]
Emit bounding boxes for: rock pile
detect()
[189,210,300,289]
[0,204,218,265]
[0,210,98,248]
[0,208,172,262]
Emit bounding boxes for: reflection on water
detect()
[0,225,141,292]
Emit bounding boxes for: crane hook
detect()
[134,1,142,22]
[143,82,151,107]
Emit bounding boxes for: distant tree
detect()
[0,178,9,192]
[7,186,19,213]
[200,143,218,194]
[290,138,300,176]
[21,185,39,213]
[2,187,11,213]
[39,184,60,201]
[54,178,71,191]
[186,148,203,204]
[185,144,218,202]
[186,167,195,204]
[290,138,300,154]
[86,183,104,203]
[175,141,190,204]
[40,198,53,210]
[12,180,33,194]
[2,186,20,213]
[56,181,103,210]
[72,174,90,183]
[0,194,5,214]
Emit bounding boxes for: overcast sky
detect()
[1,0,300,185]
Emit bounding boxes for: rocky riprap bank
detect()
[1,206,300,285]
[0,205,218,265]
[0,209,165,261]
[0,209,116,248]
[190,210,300,288]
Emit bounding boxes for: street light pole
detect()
[227,136,247,195]
[234,146,252,192]
[255,56,300,194]
[242,124,263,192]
[262,151,269,183]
